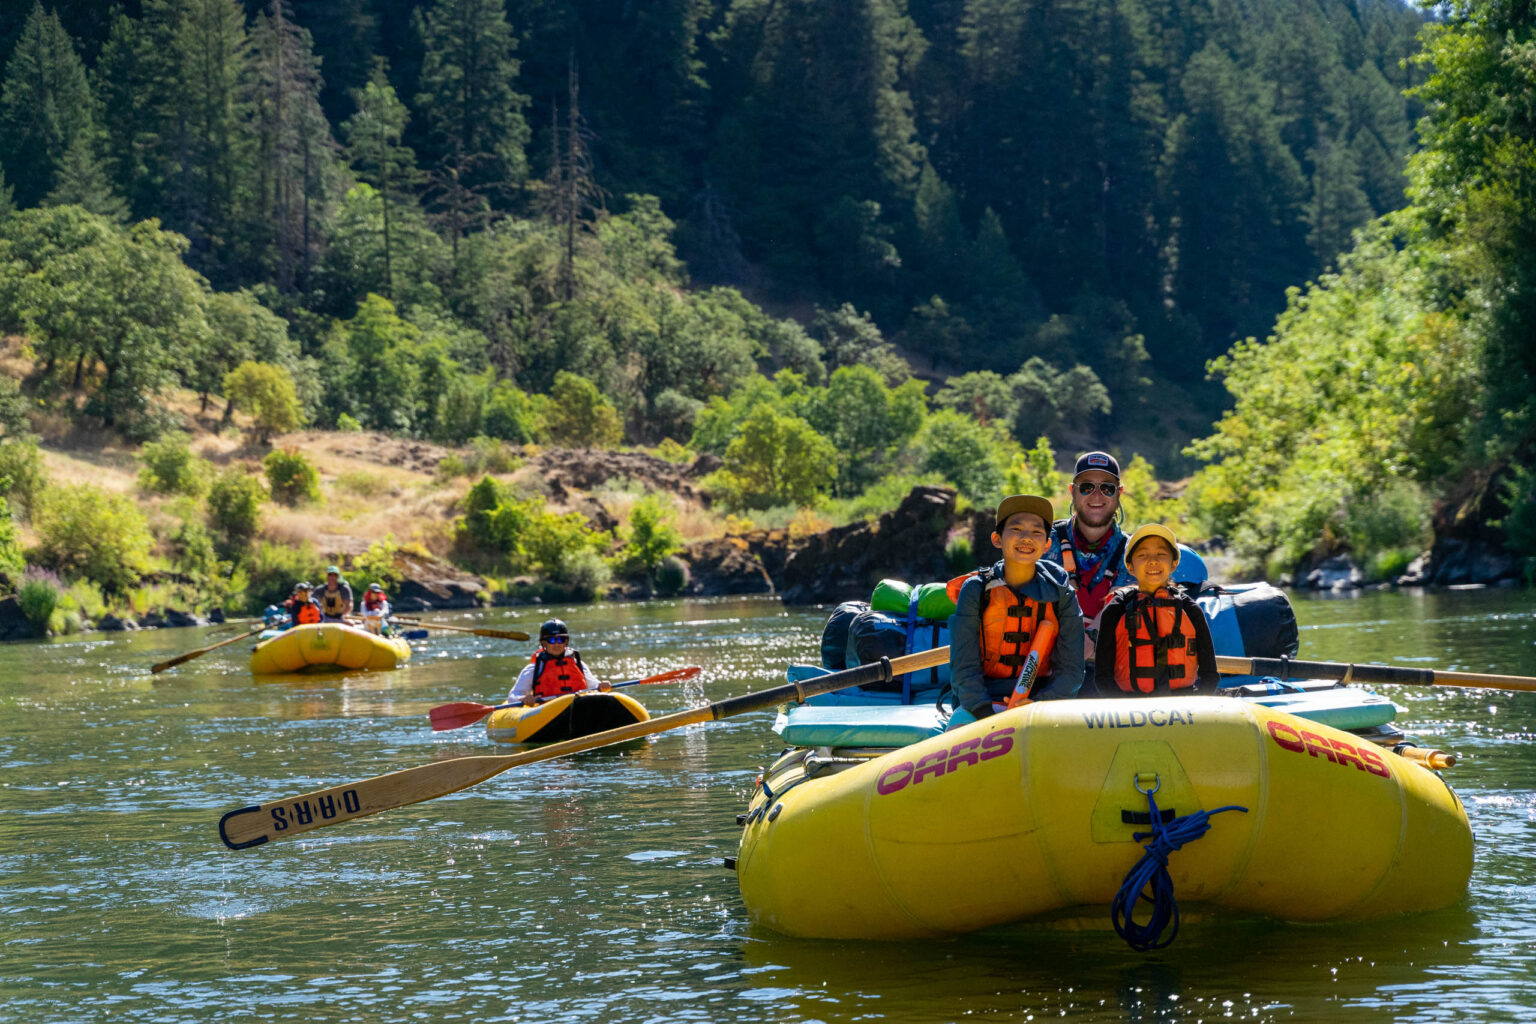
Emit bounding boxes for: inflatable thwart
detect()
[735,697,1471,940]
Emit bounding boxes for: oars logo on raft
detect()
[876,728,1014,796]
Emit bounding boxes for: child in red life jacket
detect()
[945,494,1086,731]
[507,618,612,706]
[1094,524,1219,697]
[360,583,390,635]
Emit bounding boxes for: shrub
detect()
[263,448,321,506]
[243,540,321,610]
[1004,435,1066,501]
[543,372,623,448]
[337,412,363,432]
[17,567,62,629]
[435,454,468,480]
[224,361,304,443]
[945,533,974,574]
[652,437,691,465]
[350,534,403,590]
[335,469,392,498]
[1341,479,1431,569]
[653,555,690,596]
[465,436,521,475]
[206,468,267,559]
[0,495,21,584]
[30,484,153,593]
[455,476,536,560]
[619,494,682,579]
[524,508,610,581]
[138,433,208,496]
[0,436,46,518]
[561,549,612,601]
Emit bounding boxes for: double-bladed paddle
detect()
[151,625,267,674]
[392,617,530,642]
[218,648,949,850]
[427,666,704,732]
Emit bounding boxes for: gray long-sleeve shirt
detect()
[949,559,1086,715]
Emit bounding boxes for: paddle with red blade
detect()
[426,666,703,732]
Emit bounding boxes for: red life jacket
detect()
[294,601,321,625]
[530,650,588,699]
[946,568,1057,681]
[362,591,387,611]
[1110,587,1200,694]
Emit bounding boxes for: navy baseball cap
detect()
[1073,451,1120,480]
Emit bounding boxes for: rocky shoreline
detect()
[1,479,1524,643]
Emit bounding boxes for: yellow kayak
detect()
[250,623,412,674]
[735,696,1471,939]
[486,691,649,744]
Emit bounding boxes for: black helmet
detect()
[539,618,569,642]
[293,581,312,593]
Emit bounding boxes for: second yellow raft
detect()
[735,696,1471,939]
[250,623,412,674]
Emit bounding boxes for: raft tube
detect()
[249,623,412,674]
[735,697,1471,939]
[486,691,650,744]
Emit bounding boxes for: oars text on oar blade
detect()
[220,648,948,849]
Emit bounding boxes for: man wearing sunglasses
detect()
[1043,451,1135,688]
[509,618,610,706]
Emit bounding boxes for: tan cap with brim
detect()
[994,494,1054,533]
[1127,523,1180,562]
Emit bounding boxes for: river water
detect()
[2,588,1533,1023]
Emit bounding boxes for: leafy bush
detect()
[652,438,691,464]
[465,436,522,475]
[654,555,690,596]
[337,413,363,432]
[243,540,321,610]
[1496,463,1536,584]
[946,534,974,574]
[206,468,266,559]
[263,448,321,505]
[0,496,22,584]
[0,436,46,518]
[224,361,305,443]
[1003,435,1066,500]
[706,406,837,511]
[560,549,612,601]
[350,534,403,590]
[30,484,153,593]
[915,409,1008,503]
[543,372,623,448]
[1119,454,1183,534]
[1341,479,1430,572]
[524,508,610,581]
[138,433,208,496]
[335,469,393,498]
[619,494,682,579]
[17,567,62,629]
[455,476,537,561]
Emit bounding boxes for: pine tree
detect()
[343,60,424,300]
[540,57,604,303]
[0,2,98,208]
[45,134,129,222]
[413,0,530,255]
[246,0,342,291]
[0,163,13,217]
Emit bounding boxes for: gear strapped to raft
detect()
[1110,773,1248,952]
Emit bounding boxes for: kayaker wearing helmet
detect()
[508,619,612,707]
[943,494,1085,730]
[317,565,353,623]
[285,582,322,625]
[1094,524,1219,697]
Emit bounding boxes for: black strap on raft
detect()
[1111,774,1247,952]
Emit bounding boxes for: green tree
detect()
[806,364,926,495]
[206,466,266,559]
[0,3,97,207]
[322,294,420,432]
[342,61,426,302]
[620,493,684,581]
[543,371,623,448]
[44,135,128,222]
[263,447,320,505]
[30,483,153,593]
[709,405,837,510]
[915,409,1008,503]
[934,370,1016,429]
[139,433,209,496]
[224,361,304,444]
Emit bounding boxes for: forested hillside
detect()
[0,0,1424,453]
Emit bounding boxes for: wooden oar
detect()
[219,648,950,850]
[151,625,267,674]
[1216,655,1536,693]
[427,666,704,732]
[393,617,529,642]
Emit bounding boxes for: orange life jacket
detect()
[530,651,588,699]
[1111,587,1199,694]
[294,601,321,625]
[946,568,1057,681]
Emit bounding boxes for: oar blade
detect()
[219,754,524,849]
[428,701,498,731]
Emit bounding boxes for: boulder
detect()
[163,609,208,628]
[137,610,167,629]
[391,550,487,611]
[778,486,961,605]
[97,614,138,631]
[681,537,775,596]
[0,595,41,642]
[1303,555,1361,591]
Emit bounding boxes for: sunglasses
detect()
[543,636,570,645]
[1076,481,1119,497]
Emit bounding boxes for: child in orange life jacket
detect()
[507,618,612,706]
[945,494,1086,731]
[285,582,322,626]
[1094,524,1220,697]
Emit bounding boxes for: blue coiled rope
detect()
[1110,779,1247,952]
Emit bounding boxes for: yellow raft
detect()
[249,623,412,674]
[486,691,650,744]
[735,696,1471,939]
